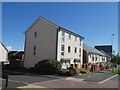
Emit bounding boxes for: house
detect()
[83,43,107,71]
[8,51,24,68]
[8,51,24,61]
[94,45,112,57]
[0,43,9,64]
[24,16,84,69]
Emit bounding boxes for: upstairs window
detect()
[79,38,81,46]
[74,47,77,53]
[68,46,71,53]
[95,57,97,61]
[61,44,65,51]
[61,31,65,43]
[61,44,65,56]
[33,52,36,55]
[35,32,37,38]
[62,37,65,43]
[79,48,81,53]
[68,34,71,40]
[92,57,94,61]
[62,31,65,37]
[75,36,77,41]
[34,45,36,50]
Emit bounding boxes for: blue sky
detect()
[2,2,118,53]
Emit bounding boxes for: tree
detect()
[110,55,118,71]
[116,55,120,71]
[110,55,120,71]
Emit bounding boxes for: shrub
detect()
[80,68,88,74]
[68,68,76,76]
[34,59,61,75]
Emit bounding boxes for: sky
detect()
[2,2,118,53]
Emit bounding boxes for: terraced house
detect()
[24,17,84,69]
[83,43,110,69]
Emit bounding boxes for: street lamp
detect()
[111,34,115,54]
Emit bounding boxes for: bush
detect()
[68,68,76,76]
[80,68,88,74]
[34,59,61,75]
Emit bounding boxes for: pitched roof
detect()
[83,43,105,56]
[100,50,111,57]
[8,51,24,56]
[24,16,84,39]
[0,43,8,52]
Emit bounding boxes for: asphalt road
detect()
[74,69,117,83]
[0,68,119,89]
[0,70,60,88]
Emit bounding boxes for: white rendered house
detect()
[83,43,107,66]
[24,16,84,69]
[0,43,9,64]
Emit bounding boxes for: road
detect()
[0,70,61,88]
[74,69,116,83]
[0,68,119,89]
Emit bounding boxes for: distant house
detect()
[8,51,24,68]
[24,16,84,69]
[83,43,107,66]
[8,51,24,61]
[0,43,9,64]
[94,45,112,57]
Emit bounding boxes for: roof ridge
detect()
[24,16,84,39]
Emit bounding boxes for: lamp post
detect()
[111,34,115,55]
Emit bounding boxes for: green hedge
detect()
[34,59,61,75]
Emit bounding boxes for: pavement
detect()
[0,68,119,89]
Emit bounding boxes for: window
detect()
[61,31,65,43]
[35,32,37,38]
[74,47,77,53]
[80,43,81,46]
[68,34,71,40]
[34,45,36,50]
[79,54,81,57]
[33,51,36,55]
[92,57,94,61]
[95,57,97,61]
[61,52,64,56]
[79,38,81,46]
[68,46,71,52]
[61,44,65,56]
[62,37,65,43]
[79,48,81,53]
[61,44,64,51]
[62,31,65,37]
[79,38,81,42]
[75,36,77,41]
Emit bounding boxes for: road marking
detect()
[97,74,118,84]
[8,79,29,84]
[33,78,63,84]
[1,78,29,85]
[17,84,46,88]
[42,75,62,79]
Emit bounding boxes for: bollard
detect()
[2,73,8,88]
